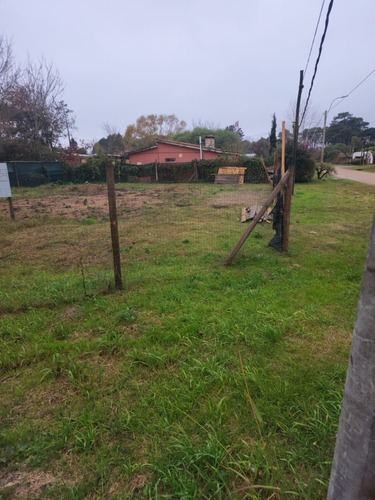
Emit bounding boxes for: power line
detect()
[330,67,375,111]
[304,0,326,76]
[300,0,335,126]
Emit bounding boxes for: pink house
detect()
[127,136,221,165]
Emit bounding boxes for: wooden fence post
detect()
[106,162,123,290]
[260,155,273,190]
[13,163,20,188]
[281,166,293,252]
[281,121,286,177]
[8,197,15,219]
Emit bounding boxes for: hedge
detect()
[63,156,269,184]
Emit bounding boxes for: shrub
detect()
[316,162,337,180]
[239,157,268,183]
[26,173,50,187]
[285,144,316,183]
[64,157,107,183]
[323,143,350,163]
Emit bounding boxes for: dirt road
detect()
[334,165,375,186]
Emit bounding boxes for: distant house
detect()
[352,151,373,165]
[127,136,222,165]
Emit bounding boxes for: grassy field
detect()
[0,178,374,499]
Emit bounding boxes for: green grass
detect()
[0,179,374,498]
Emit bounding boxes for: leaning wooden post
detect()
[223,170,290,265]
[260,155,273,190]
[327,213,375,499]
[106,162,123,290]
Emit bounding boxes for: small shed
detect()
[352,151,373,164]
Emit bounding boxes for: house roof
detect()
[127,139,222,156]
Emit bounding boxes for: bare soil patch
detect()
[0,184,193,221]
[0,470,57,498]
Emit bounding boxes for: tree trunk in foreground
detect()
[327,213,375,499]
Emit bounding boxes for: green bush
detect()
[26,173,50,187]
[239,157,268,183]
[316,162,336,180]
[297,157,316,182]
[64,157,107,183]
[285,144,316,183]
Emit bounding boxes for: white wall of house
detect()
[352,151,373,164]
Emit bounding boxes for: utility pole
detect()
[320,95,348,163]
[320,110,327,164]
[281,70,303,252]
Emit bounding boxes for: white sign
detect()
[0,163,11,198]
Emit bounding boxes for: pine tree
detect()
[269,113,277,152]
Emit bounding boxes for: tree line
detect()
[1,32,373,167]
[302,112,375,163]
[95,110,375,166]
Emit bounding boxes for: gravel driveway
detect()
[334,165,375,186]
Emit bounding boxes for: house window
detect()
[165,158,176,162]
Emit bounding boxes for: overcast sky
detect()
[2,0,374,144]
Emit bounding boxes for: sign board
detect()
[0,163,11,198]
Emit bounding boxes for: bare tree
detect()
[192,119,220,130]
[0,57,75,160]
[0,32,76,160]
[287,99,322,140]
[123,114,186,150]
[22,58,74,148]
[0,35,20,140]
[103,122,120,136]
[0,35,19,95]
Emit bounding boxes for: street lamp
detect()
[320,95,348,163]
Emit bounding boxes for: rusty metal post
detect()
[106,162,123,290]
